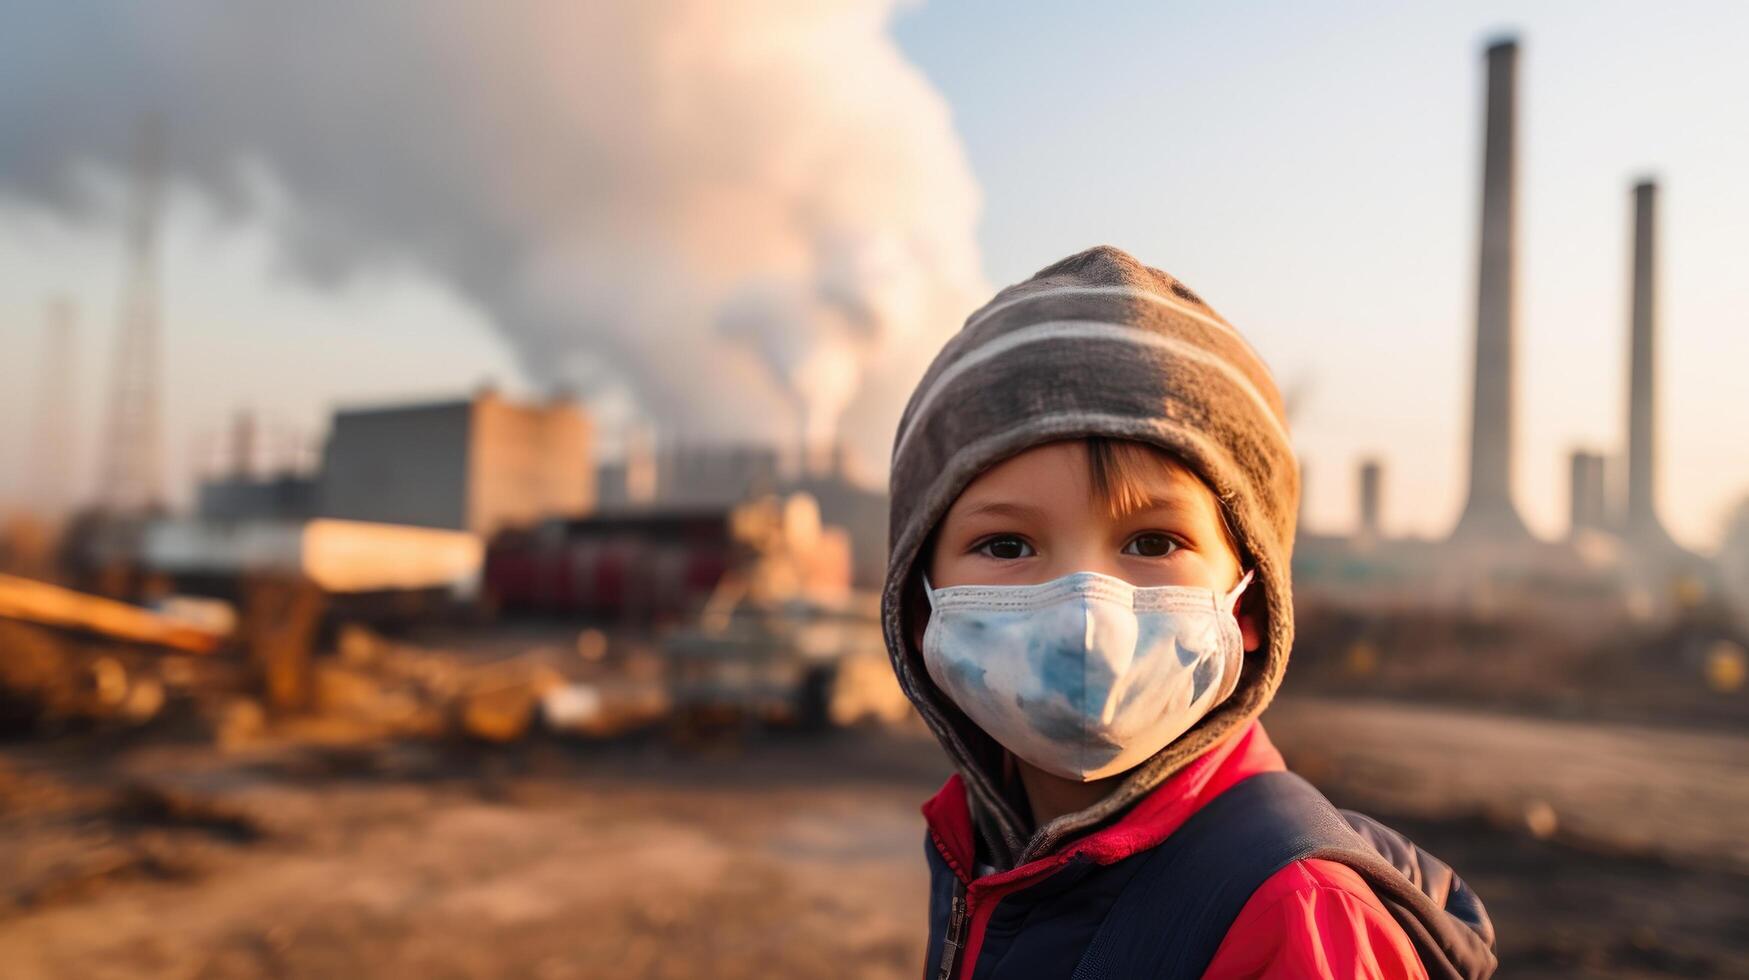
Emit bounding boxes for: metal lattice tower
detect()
[96,117,166,514]
[29,297,77,514]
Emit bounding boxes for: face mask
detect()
[921,568,1253,783]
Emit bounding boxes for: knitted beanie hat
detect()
[881,245,1299,867]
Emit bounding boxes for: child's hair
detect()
[1084,437,1242,558]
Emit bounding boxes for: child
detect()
[881,247,1495,979]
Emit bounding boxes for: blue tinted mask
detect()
[921,568,1252,782]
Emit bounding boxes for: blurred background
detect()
[0,2,1745,977]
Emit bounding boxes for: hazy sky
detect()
[1,1,1745,550]
[892,0,1748,549]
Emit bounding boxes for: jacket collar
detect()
[922,719,1285,887]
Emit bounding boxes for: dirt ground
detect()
[1266,698,1749,978]
[0,696,1744,979]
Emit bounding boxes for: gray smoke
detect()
[0,1,986,473]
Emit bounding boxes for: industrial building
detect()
[318,389,593,536]
[596,439,887,589]
[197,472,320,524]
[193,388,594,540]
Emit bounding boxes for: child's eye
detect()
[1122,532,1179,558]
[975,535,1035,560]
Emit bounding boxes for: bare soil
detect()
[0,696,1743,979]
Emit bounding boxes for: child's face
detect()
[925,439,1261,654]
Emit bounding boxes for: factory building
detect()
[318,389,593,536]
[197,472,319,523]
[597,438,887,589]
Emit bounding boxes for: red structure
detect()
[484,510,738,622]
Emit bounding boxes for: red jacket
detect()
[921,720,1427,979]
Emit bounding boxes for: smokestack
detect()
[231,409,256,480]
[1625,180,1675,549]
[623,426,658,506]
[1358,459,1383,539]
[1568,450,1606,537]
[1452,37,1533,543]
[1296,457,1310,528]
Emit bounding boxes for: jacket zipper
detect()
[936,878,969,980]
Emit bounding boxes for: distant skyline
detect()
[1,1,1745,550]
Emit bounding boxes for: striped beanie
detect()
[881,245,1299,867]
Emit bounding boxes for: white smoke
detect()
[0,1,986,475]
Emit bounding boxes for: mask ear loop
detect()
[916,572,944,666]
[1221,568,1255,614]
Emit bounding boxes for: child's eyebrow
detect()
[955,499,1046,523]
[1102,490,1205,522]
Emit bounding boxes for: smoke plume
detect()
[0,1,986,474]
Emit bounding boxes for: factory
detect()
[164,383,883,616]
[14,36,1744,635]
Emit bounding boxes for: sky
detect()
[1,1,1745,550]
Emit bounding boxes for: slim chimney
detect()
[1568,450,1606,537]
[1452,37,1533,543]
[1297,457,1310,528]
[231,409,256,480]
[1358,459,1383,539]
[1624,180,1674,549]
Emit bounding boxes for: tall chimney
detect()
[1568,449,1606,537]
[231,408,256,480]
[1624,179,1675,549]
[1452,37,1533,543]
[1297,457,1310,527]
[1358,459,1383,539]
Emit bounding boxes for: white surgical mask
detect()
[921,568,1253,782]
